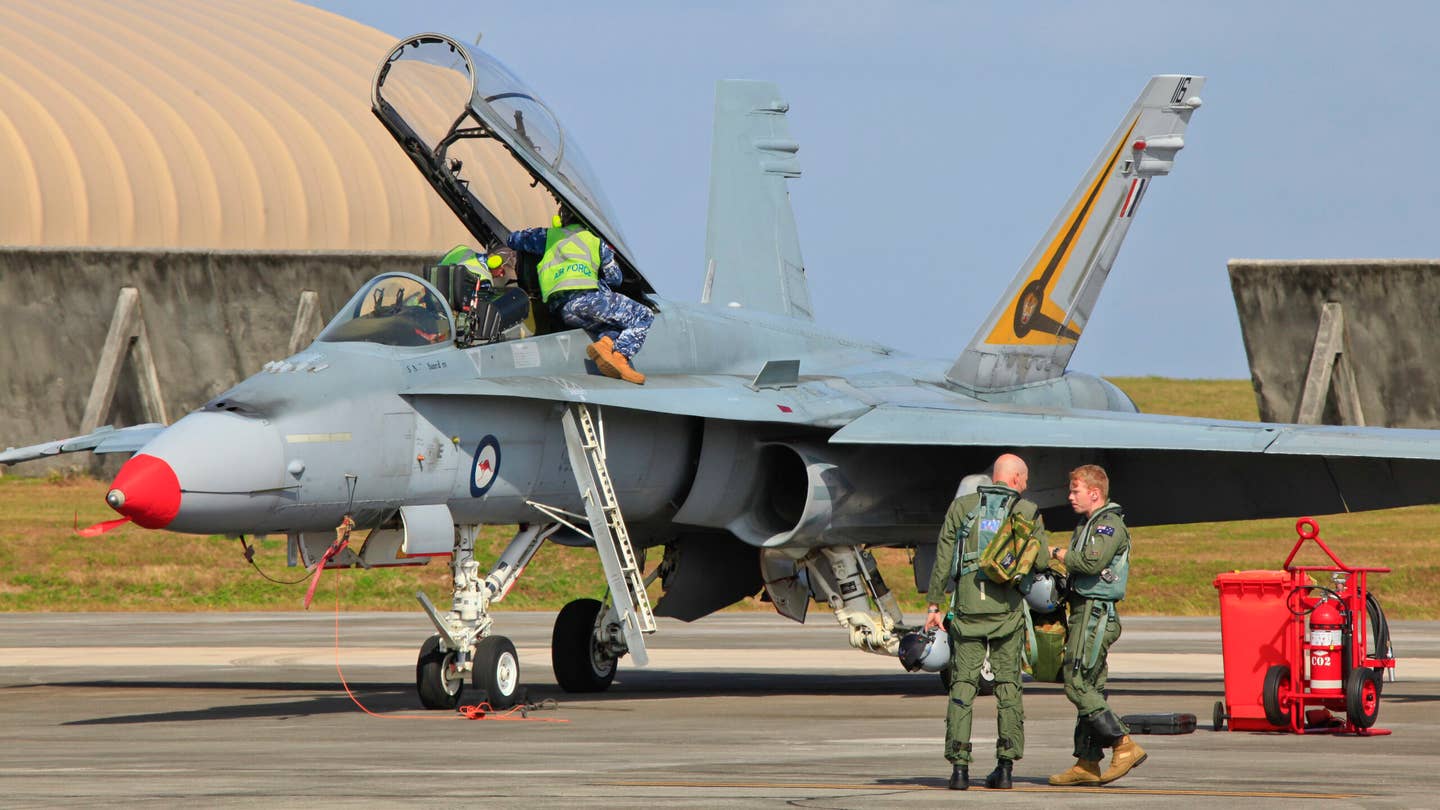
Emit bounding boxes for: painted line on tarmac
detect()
[602,780,1358,799]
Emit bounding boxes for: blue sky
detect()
[307,1,1440,378]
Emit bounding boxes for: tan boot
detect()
[608,352,646,385]
[585,337,616,363]
[1099,736,1147,784]
[1048,759,1102,786]
[586,338,621,378]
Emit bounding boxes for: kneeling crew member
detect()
[507,208,654,384]
[924,453,1049,791]
[1048,464,1146,787]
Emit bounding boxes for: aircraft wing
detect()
[0,423,166,465]
[404,374,871,427]
[829,403,1440,525]
[829,403,1440,460]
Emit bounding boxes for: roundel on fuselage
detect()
[470,435,501,497]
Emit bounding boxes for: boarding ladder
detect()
[556,402,654,665]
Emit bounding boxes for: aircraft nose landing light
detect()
[105,453,181,529]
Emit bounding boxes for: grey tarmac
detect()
[2,612,1436,808]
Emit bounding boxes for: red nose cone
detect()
[106,454,181,529]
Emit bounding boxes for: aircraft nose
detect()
[118,410,288,534]
[106,453,182,529]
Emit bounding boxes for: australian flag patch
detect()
[980,518,1002,533]
[1095,525,1115,536]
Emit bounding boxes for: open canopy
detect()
[372,34,653,298]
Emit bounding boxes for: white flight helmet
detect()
[1023,570,1064,613]
[898,629,951,673]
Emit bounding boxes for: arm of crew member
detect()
[1031,513,1053,572]
[506,227,548,255]
[599,243,623,288]
[1060,521,1127,575]
[925,501,964,629]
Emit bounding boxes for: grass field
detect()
[2,377,1433,618]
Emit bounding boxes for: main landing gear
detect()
[551,598,619,692]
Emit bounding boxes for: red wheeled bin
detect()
[1213,569,1292,731]
[1212,517,1396,735]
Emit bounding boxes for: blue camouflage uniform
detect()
[506,227,654,359]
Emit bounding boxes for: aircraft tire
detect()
[473,635,521,710]
[416,634,464,710]
[552,598,617,693]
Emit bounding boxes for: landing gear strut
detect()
[412,523,554,710]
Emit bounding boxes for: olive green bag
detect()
[977,509,1041,585]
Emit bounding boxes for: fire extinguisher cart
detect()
[1257,518,1396,735]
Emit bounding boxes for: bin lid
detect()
[1212,569,1288,588]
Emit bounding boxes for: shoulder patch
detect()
[1096,525,1115,536]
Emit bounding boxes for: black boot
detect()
[1087,710,1128,746]
[984,758,1013,789]
[947,764,969,790]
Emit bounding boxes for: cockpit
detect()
[319,274,453,347]
[371,33,658,308]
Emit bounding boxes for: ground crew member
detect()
[1048,464,1146,787]
[924,453,1049,791]
[438,244,500,288]
[506,208,654,384]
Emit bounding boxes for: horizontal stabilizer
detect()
[0,423,165,465]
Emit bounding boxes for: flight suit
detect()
[928,487,1049,766]
[1061,503,1130,762]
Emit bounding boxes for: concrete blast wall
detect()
[1229,259,1440,428]
[1,248,435,476]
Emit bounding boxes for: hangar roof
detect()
[0,0,492,251]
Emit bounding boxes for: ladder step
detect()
[563,403,657,641]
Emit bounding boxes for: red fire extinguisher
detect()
[1308,598,1346,692]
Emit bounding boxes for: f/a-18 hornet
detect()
[8,35,1440,710]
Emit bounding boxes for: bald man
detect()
[925,453,1051,790]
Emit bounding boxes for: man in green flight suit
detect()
[1048,464,1147,786]
[924,453,1049,791]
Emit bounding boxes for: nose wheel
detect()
[416,634,465,710]
[473,636,522,709]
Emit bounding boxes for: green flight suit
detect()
[1061,502,1131,761]
[928,487,1050,766]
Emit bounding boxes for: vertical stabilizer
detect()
[947,75,1205,391]
[702,81,813,320]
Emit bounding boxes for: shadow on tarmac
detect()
[27,671,1440,727]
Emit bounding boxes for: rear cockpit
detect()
[371,33,657,307]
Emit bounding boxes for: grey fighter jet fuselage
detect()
[129,287,1133,541]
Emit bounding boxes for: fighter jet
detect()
[7,35,1440,710]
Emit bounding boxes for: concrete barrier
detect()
[1,247,435,475]
[1229,259,1440,428]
